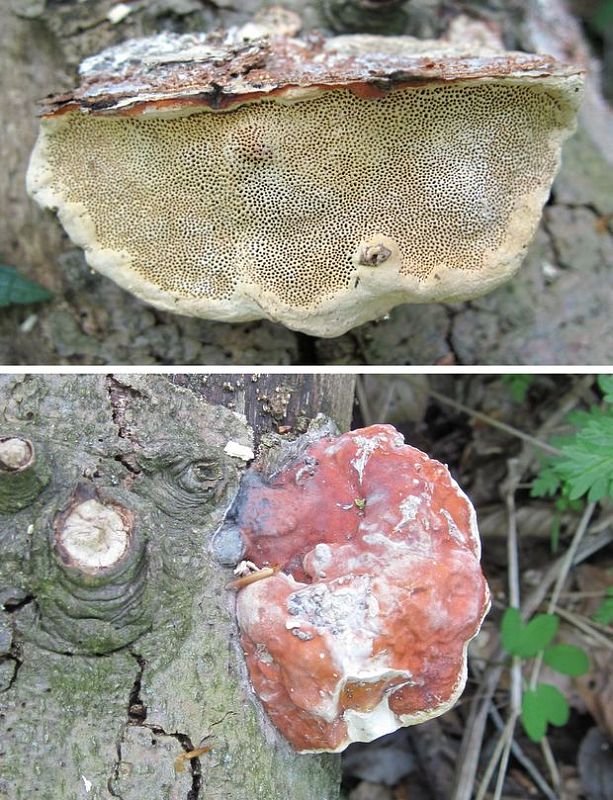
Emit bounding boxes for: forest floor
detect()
[340,374,613,800]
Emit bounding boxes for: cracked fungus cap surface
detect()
[27,30,584,337]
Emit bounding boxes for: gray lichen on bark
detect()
[0,375,341,800]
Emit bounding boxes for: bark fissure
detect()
[106,376,143,474]
[117,649,203,800]
[2,595,34,614]
[108,725,126,800]
[0,655,21,693]
[127,652,147,723]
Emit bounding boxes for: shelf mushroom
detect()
[27,30,583,337]
[230,424,490,752]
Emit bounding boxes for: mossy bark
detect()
[1,0,611,365]
[0,374,354,800]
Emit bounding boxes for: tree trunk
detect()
[1,0,611,366]
[0,373,355,799]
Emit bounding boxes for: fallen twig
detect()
[423,387,562,457]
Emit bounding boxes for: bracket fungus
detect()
[230,424,490,752]
[27,30,583,336]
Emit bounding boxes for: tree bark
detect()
[172,374,356,446]
[1,0,611,366]
[0,373,355,800]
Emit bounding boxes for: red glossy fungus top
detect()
[235,424,490,751]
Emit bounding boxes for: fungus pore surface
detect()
[27,31,583,336]
[233,424,490,752]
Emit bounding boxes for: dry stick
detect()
[488,705,558,800]
[425,387,563,457]
[379,379,398,424]
[547,502,597,613]
[587,512,613,533]
[505,462,523,724]
[493,460,525,800]
[555,607,613,651]
[523,528,613,620]
[451,523,613,800]
[477,459,524,800]
[529,502,597,690]
[475,715,516,800]
[400,375,597,800]
[452,660,505,800]
[527,501,596,794]
[535,375,598,440]
[540,736,562,796]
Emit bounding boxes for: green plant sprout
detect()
[530,375,613,551]
[501,607,589,742]
[532,375,613,504]
[0,264,53,308]
[592,586,613,625]
[592,0,613,34]
[501,374,535,404]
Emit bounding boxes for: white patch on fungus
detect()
[344,692,407,742]
[392,495,422,530]
[350,433,388,482]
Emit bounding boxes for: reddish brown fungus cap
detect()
[27,30,583,336]
[234,424,490,752]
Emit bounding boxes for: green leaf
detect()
[598,375,613,404]
[521,684,569,742]
[521,689,547,741]
[534,407,613,503]
[500,609,559,658]
[519,614,560,657]
[0,265,53,308]
[593,589,613,625]
[501,374,534,403]
[501,607,523,653]
[539,684,570,726]
[531,468,560,498]
[543,644,590,676]
[592,0,613,35]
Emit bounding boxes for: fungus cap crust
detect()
[27,32,583,337]
[234,424,490,752]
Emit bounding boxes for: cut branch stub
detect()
[27,30,583,337]
[28,483,151,654]
[54,494,133,574]
[0,435,49,512]
[232,424,490,752]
